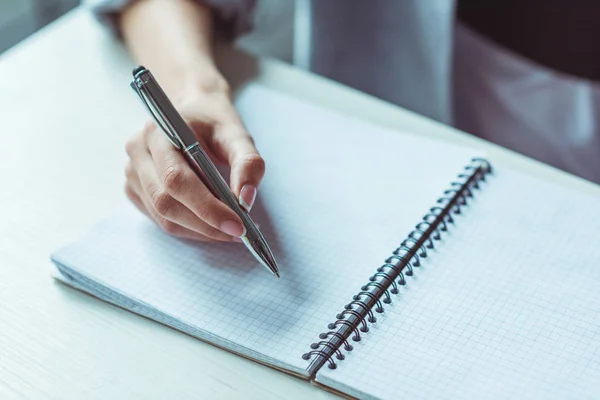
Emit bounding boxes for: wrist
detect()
[168,65,231,102]
[170,75,236,118]
[188,72,231,97]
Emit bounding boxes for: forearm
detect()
[119,0,229,98]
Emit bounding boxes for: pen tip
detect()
[275,271,280,279]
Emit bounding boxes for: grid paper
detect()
[317,169,600,399]
[52,84,480,376]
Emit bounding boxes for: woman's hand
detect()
[119,0,263,241]
[124,89,265,242]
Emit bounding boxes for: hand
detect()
[124,89,265,242]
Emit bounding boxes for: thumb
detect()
[213,125,265,212]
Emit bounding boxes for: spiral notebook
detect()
[51,84,600,399]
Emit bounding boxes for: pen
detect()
[130,66,280,278]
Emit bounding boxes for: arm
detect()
[120,0,227,98]
[119,0,264,242]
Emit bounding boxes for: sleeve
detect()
[83,0,257,40]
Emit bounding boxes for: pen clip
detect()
[130,78,183,150]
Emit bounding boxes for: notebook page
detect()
[317,169,600,399]
[52,83,480,376]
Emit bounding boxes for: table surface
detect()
[1,8,599,400]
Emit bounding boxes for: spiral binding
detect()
[302,158,492,375]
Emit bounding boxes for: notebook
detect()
[51,84,600,399]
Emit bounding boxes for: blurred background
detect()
[0,0,78,53]
[0,0,298,62]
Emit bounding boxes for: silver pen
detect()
[130,66,279,278]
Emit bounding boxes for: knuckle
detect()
[142,120,157,136]
[241,153,265,173]
[162,165,186,194]
[124,162,134,179]
[201,225,222,240]
[124,183,135,199]
[150,188,175,217]
[125,137,137,157]
[158,218,179,235]
[141,121,158,141]
[194,201,214,222]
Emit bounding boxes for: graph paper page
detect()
[317,169,600,398]
[52,84,479,376]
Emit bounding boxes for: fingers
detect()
[125,129,241,242]
[211,124,265,211]
[125,177,212,242]
[125,160,219,242]
[124,96,266,242]
[146,130,247,237]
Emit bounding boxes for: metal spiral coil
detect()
[302,158,492,374]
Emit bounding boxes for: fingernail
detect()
[232,237,243,243]
[220,220,246,237]
[239,185,257,212]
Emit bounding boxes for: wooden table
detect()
[1,7,598,400]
